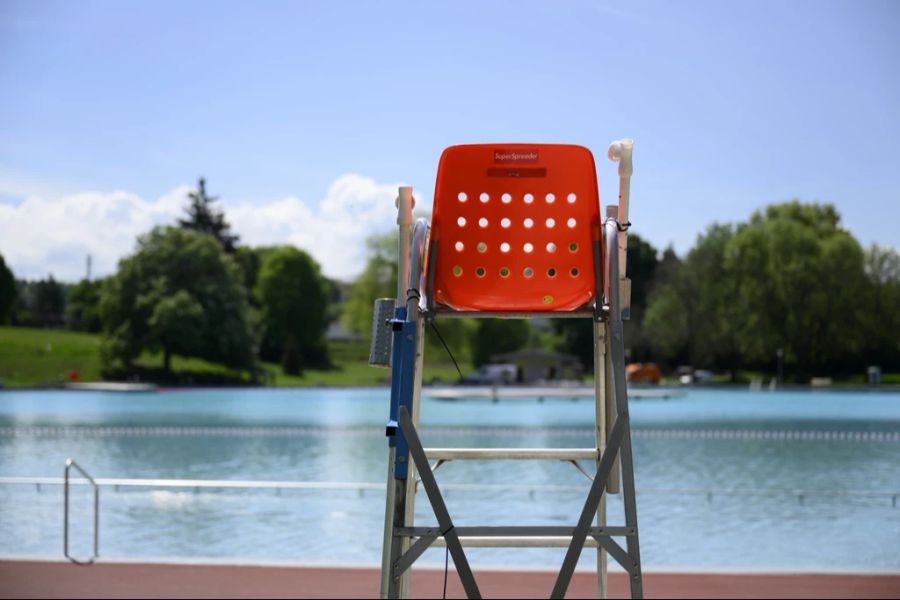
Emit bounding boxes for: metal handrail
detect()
[63,459,99,565]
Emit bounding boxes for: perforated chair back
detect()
[427,143,602,312]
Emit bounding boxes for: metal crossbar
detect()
[432,537,612,549]
[424,448,598,460]
[397,526,636,537]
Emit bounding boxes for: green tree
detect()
[644,201,873,380]
[644,223,742,377]
[726,202,866,378]
[232,245,276,361]
[697,225,741,374]
[860,244,899,371]
[554,318,594,372]
[10,280,32,325]
[625,233,660,311]
[555,232,660,370]
[256,246,331,373]
[233,245,274,305]
[642,278,689,365]
[0,254,14,324]
[15,276,67,328]
[343,231,473,363]
[66,278,104,333]
[865,243,900,286]
[342,232,398,336]
[641,246,689,367]
[179,177,239,253]
[100,226,254,372]
[470,319,530,367]
[622,233,660,362]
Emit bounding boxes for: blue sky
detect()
[1,0,898,281]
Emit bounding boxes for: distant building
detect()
[490,349,584,384]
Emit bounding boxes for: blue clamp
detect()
[386,306,418,480]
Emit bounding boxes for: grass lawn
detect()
[0,326,104,386]
[4,326,890,389]
[0,326,467,388]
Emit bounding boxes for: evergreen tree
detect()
[67,278,104,332]
[179,177,239,253]
[0,254,14,324]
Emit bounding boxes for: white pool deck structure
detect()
[428,386,687,401]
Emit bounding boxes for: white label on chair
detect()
[493,148,540,163]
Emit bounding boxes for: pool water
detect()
[0,387,898,570]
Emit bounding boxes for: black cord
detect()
[442,543,450,599]
[429,320,464,382]
[429,323,461,596]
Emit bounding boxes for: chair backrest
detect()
[427,143,602,312]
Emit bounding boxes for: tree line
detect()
[0,178,333,380]
[341,200,899,382]
[642,202,899,380]
[1,191,897,383]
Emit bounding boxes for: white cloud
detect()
[0,174,417,282]
[229,174,414,280]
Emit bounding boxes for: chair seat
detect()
[428,143,602,312]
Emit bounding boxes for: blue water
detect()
[0,387,898,570]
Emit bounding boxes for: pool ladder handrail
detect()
[64,458,99,565]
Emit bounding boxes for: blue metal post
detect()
[386,306,418,480]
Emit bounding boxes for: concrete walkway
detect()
[1,560,899,599]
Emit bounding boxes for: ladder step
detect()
[398,526,634,537]
[434,536,599,548]
[424,448,597,460]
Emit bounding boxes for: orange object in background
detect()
[626,362,661,384]
[67,369,80,381]
[428,144,602,312]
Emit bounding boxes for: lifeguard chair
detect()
[370,141,643,599]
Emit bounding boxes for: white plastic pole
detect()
[607,139,633,278]
[381,186,415,599]
[396,187,415,302]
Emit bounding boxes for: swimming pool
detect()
[1,387,898,570]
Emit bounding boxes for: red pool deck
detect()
[1,560,899,599]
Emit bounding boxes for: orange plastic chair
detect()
[427,143,603,312]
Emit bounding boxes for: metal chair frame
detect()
[375,142,643,599]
